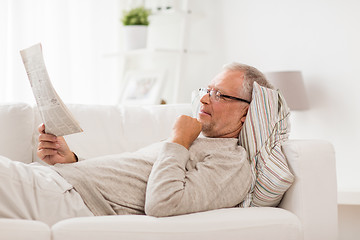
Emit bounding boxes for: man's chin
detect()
[200,131,209,137]
[199,124,213,137]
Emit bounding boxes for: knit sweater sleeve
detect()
[144,141,251,217]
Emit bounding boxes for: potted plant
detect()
[121,6,151,50]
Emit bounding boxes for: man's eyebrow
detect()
[207,85,217,90]
[209,86,225,93]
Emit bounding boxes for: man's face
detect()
[198,70,250,138]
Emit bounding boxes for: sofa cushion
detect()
[0,219,50,240]
[239,82,294,207]
[0,103,34,163]
[33,104,127,162]
[51,208,302,240]
[119,104,192,151]
[32,104,192,162]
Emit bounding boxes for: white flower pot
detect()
[123,25,148,51]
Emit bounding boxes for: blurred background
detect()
[1,0,359,238]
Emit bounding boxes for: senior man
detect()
[0,62,272,225]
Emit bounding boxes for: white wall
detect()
[214,1,360,239]
[219,0,360,192]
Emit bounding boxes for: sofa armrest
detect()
[0,103,34,164]
[279,140,338,240]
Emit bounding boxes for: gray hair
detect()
[223,62,273,101]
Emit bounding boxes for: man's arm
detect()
[144,116,252,217]
[144,141,251,217]
[37,124,77,165]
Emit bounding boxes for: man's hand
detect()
[37,124,77,165]
[169,115,202,149]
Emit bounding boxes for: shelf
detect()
[119,0,206,103]
[103,48,206,58]
[149,9,204,19]
[150,9,191,17]
[103,49,177,58]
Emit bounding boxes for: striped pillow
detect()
[239,82,294,207]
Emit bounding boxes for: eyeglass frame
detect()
[198,88,251,104]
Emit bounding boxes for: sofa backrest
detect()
[0,103,35,163]
[32,104,192,163]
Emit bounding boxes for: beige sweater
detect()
[53,138,251,217]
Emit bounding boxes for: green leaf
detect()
[121,6,151,26]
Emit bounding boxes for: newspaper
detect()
[20,43,83,136]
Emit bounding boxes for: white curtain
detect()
[0,0,123,105]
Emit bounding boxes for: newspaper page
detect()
[20,43,83,136]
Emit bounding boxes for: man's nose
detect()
[200,92,211,104]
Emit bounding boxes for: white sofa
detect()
[0,102,338,240]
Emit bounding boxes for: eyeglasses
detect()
[198,88,251,104]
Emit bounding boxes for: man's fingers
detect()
[38,141,60,150]
[37,148,58,160]
[38,123,58,143]
[38,123,45,134]
[38,133,57,142]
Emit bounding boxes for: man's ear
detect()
[240,105,250,123]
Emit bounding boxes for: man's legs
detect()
[0,156,93,226]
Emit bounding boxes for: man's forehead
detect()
[208,70,244,91]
